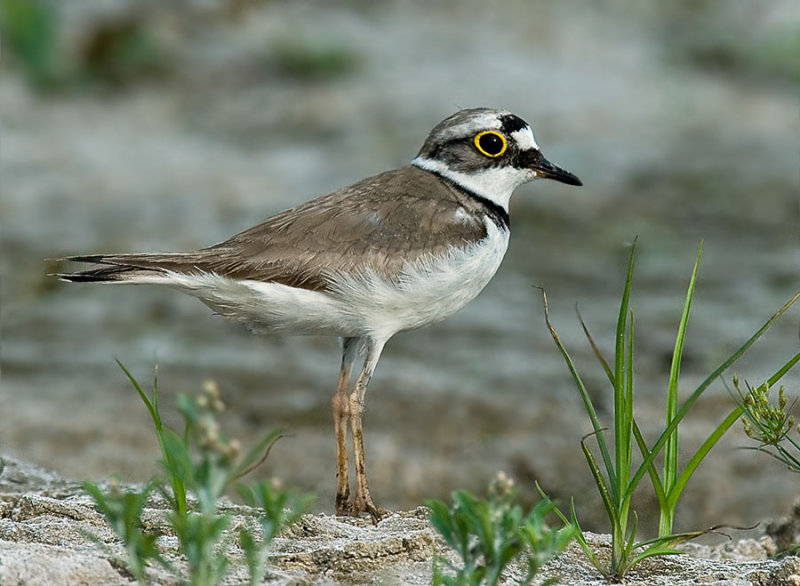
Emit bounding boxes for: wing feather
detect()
[62,166,488,290]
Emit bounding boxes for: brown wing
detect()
[63,166,489,290]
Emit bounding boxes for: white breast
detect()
[326,218,510,339]
[142,219,510,339]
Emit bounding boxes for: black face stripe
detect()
[499,114,529,134]
[512,148,542,170]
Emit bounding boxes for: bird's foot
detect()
[335,495,389,524]
[354,494,389,525]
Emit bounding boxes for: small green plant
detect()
[83,477,167,583]
[737,377,800,472]
[237,480,315,585]
[543,240,800,581]
[736,377,800,554]
[0,0,61,87]
[84,361,315,585]
[426,473,576,586]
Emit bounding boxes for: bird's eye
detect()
[474,131,507,157]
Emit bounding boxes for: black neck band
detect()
[424,170,510,231]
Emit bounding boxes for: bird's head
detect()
[413,108,582,210]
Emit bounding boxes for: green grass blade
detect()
[540,489,603,575]
[160,428,195,500]
[115,358,162,433]
[628,546,683,569]
[664,244,701,501]
[667,406,742,512]
[627,290,800,500]
[766,351,800,387]
[581,434,619,528]
[626,528,715,574]
[614,241,637,388]
[676,290,800,425]
[542,289,617,491]
[577,307,615,385]
[760,444,800,471]
[778,441,800,471]
[620,511,639,568]
[631,420,666,509]
[634,525,713,552]
[621,309,634,499]
[614,241,637,496]
[114,359,188,514]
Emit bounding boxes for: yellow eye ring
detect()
[474,131,507,157]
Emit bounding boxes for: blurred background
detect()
[1,0,798,538]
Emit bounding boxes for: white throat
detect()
[411,156,533,211]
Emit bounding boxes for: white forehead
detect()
[510,127,539,150]
[439,111,540,150]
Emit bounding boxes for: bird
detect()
[60,107,582,522]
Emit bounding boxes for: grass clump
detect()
[83,360,315,586]
[426,472,576,586]
[543,240,800,581]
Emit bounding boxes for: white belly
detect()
[158,220,510,339]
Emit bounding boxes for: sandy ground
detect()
[3,457,800,585]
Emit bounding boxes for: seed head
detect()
[489,471,515,500]
[228,438,241,459]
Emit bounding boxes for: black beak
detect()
[530,153,582,186]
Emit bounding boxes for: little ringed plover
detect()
[60,107,582,522]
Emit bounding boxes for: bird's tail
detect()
[58,253,203,283]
